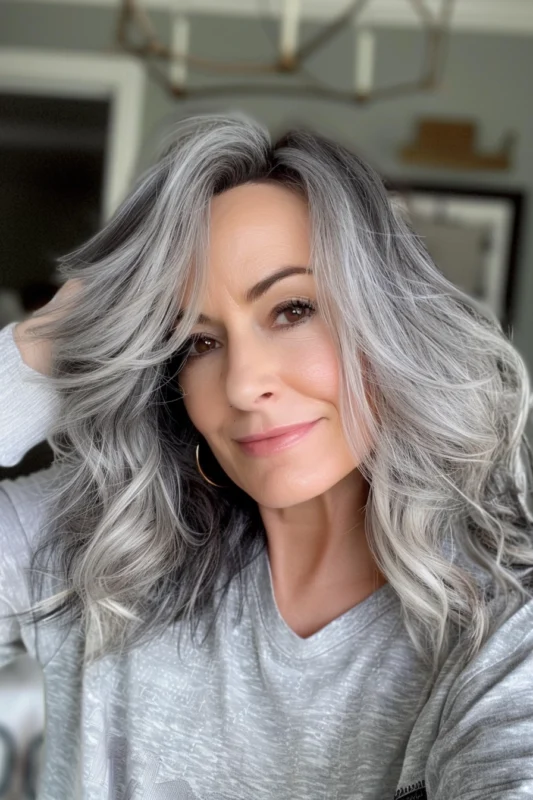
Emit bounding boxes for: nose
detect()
[224,329,278,411]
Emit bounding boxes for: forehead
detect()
[182,182,311,305]
[210,181,309,248]
[211,180,307,214]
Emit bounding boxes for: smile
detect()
[236,419,322,457]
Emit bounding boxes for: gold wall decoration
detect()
[399,118,516,170]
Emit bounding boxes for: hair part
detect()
[9,110,533,678]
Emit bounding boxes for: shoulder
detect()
[459,589,533,683]
[425,591,533,797]
[444,590,533,708]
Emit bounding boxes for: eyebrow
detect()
[175,265,313,326]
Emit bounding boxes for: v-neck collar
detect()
[248,547,398,661]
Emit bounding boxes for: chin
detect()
[248,480,333,510]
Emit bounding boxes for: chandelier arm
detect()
[114,0,131,47]
[120,0,281,74]
[406,0,436,26]
[121,44,282,75]
[293,0,373,63]
[418,0,457,85]
[254,0,335,91]
[131,0,160,46]
[440,0,458,26]
[142,56,175,95]
[163,77,434,105]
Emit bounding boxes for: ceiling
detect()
[23,0,533,35]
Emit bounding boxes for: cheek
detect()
[177,370,201,430]
[283,332,340,403]
[180,377,211,433]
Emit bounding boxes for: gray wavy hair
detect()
[14,111,533,677]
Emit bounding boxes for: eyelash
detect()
[181,297,316,362]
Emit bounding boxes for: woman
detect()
[2,112,533,799]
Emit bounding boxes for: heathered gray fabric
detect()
[1,320,533,800]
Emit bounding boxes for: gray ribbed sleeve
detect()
[0,321,59,466]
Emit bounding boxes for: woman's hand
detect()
[13,278,83,376]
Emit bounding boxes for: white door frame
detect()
[0,46,146,223]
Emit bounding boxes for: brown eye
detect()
[189,335,216,356]
[273,298,316,327]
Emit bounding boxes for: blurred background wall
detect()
[0,1,532,797]
[2,2,533,407]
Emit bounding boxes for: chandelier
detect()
[112,0,457,106]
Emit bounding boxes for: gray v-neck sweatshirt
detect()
[1,320,533,800]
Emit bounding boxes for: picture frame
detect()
[383,180,525,335]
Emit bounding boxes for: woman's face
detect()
[178,182,367,509]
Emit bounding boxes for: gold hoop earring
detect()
[195,443,226,488]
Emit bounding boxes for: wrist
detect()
[13,320,44,374]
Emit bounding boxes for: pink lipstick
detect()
[236,419,321,457]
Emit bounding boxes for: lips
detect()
[235,419,322,457]
[235,420,321,443]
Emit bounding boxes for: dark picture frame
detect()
[383,180,525,335]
